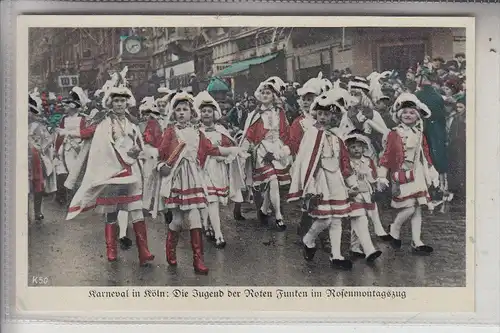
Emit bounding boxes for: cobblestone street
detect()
[28,196,466,287]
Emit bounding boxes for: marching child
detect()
[290,74,331,250]
[66,83,155,267]
[196,91,246,248]
[377,93,439,254]
[343,130,385,262]
[115,96,163,251]
[54,86,88,205]
[240,77,292,234]
[289,73,324,156]
[153,92,244,274]
[28,93,57,222]
[288,92,358,270]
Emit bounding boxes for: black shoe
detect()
[35,213,44,221]
[258,210,270,225]
[119,237,132,250]
[378,234,394,242]
[215,238,227,249]
[330,258,353,270]
[366,250,382,263]
[275,219,286,231]
[349,250,366,259]
[234,213,246,221]
[302,244,317,261]
[164,211,173,224]
[412,243,434,254]
[390,238,402,249]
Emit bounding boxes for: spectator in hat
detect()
[447,94,466,201]
[415,67,448,185]
[189,73,200,96]
[449,53,466,73]
[432,57,445,71]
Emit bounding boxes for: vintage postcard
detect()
[16,15,474,316]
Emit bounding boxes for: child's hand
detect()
[356,112,367,123]
[159,165,171,177]
[127,146,141,159]
[348,187,359,197]
[376,178,389,191]
[262,152,275,164]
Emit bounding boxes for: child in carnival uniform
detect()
[28,93,57,222]
[339,76,389,155]
[155,88,178,225]
[377,93,439,254]
[65,82,155,267]
[196,91,247,248]
[240,77,292,235]
[116,96,163,251]
[288,92,358,270]
[289,73,332,249]
[54,87,88,205]
[149,92,245,274]
[343,130,384,262]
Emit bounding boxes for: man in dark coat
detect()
[415,68,448,179]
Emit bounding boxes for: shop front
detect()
[212,51,285,96]
[350,27,462,76]
[164,60,195,91]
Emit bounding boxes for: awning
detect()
[207,77,230,93]
[215,53,279,77]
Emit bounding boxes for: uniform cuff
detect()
[377,167,388,179]
[281,145,291,157]
[157,162,166,171]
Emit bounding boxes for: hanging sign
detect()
[58,75,79,88]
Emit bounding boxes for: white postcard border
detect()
[15,15,476,318]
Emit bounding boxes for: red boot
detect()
[190,228,209,275]
[133,221,155,266]
[165,229,179,266]
[105,224,117,262]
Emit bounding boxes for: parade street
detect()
[28,197,466,288]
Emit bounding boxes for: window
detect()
[82,49,91,58]
[378,42,426,77]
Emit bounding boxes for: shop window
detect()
[378,43,426,77]
[82,49,91,58]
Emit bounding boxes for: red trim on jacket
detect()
[244,108,291,147]
[159,126,221,168]
[143,118,163,148]
[379,129,433,171]
[289,114,305,156]
[30,146,44,193]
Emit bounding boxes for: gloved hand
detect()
[376,177,390,192]
[428,165,440,188]
[356,112,367,123]
[348,187,359,197]
[262,152,275,165]
[159,165,172,177]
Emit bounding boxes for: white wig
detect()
[194,91,222,121]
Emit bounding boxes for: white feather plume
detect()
[71,86,90,106]
[99,67,135,108]
[327,87,357,109]
[29,88,43,112]
[139,96,157,114]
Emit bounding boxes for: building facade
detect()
[149,27,199,92]
[29,27,466,100]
